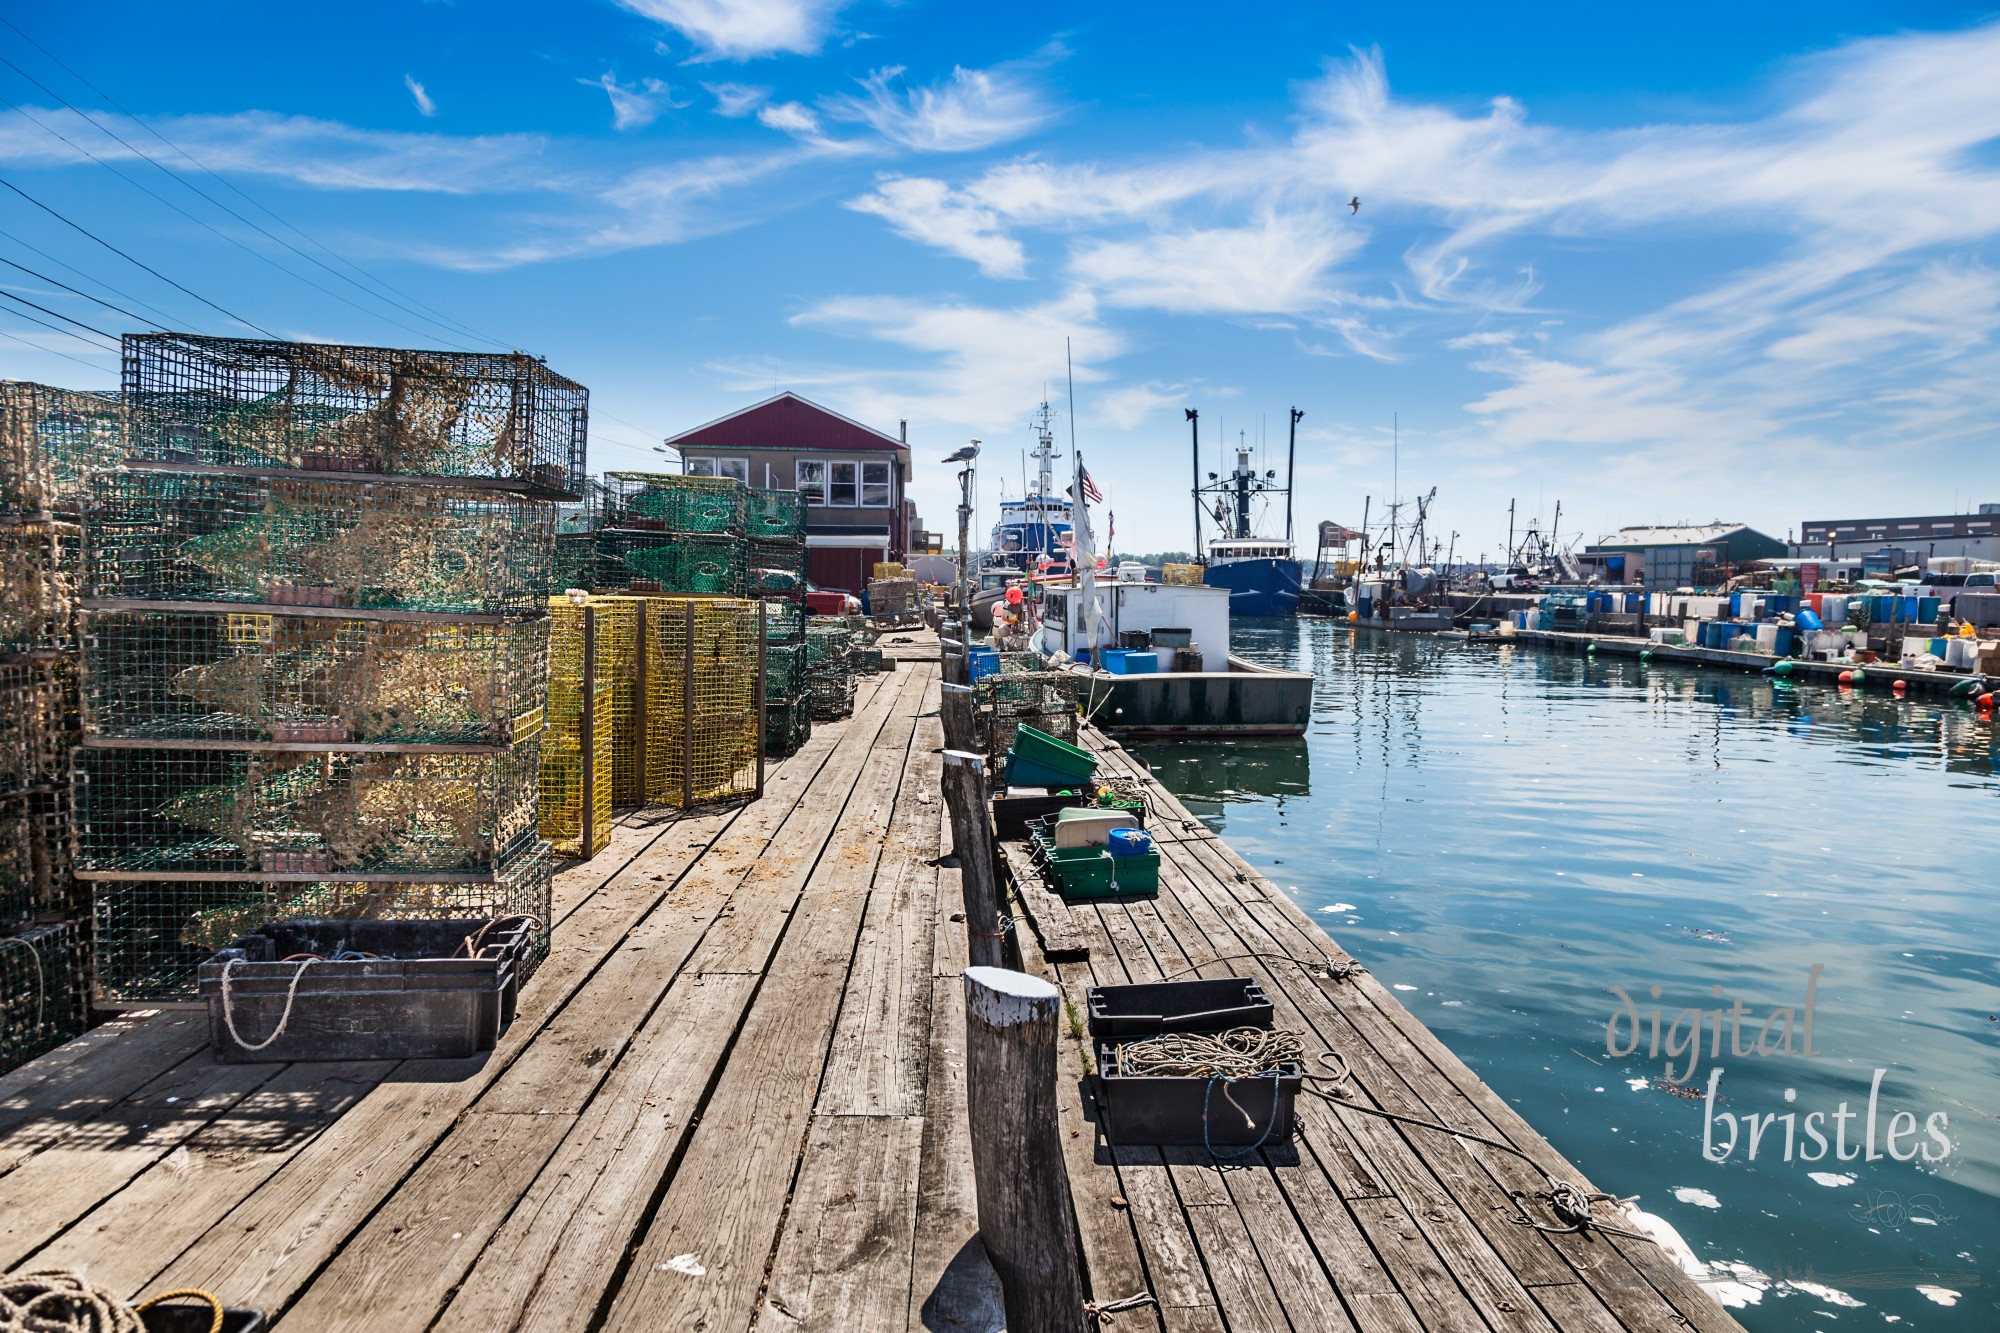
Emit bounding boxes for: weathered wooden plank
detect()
[430,972,757,1333]
[755,1114,924,1331]
[19,1060,393,1292]
[995,840,1094,961]
[1105,1145,1226,1332]
[599,889,872,1331]
[0,1057,279,1270]
[907,972,1005,1333]
[1256,1129,1427,1333]
[0,1013,208,1176]
[1161,1147,1296,1331]
[275,1110,579,1332]
[1217,1161,1361,1333]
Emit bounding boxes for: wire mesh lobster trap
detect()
[867,576,920,624]
[593,532,745,597]
[762,597,805,645]
[748,539,805,596]
[745,488,805,541]
[1,382,124,518]
[0,790,72,926]
[539,678,612,858]
[80,609,548,746]
[552,530,599,592]
[765,642,807,699]
[121,334,588,495]
[82,469,557,614]
[0,919,89,1074]
[805,623,856,721]
[73,745,543,878]
[0,522,73,654]
[0,658,74,796]
[641,598,764,808]
[92,839,554,1004]
[595,472,746,536]
[763,696,810,759]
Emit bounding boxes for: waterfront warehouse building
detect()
[664,391,922,593]
[1793,504,2000,566]
[1582,523,1787,590]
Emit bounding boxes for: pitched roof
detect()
[1589,523,1744,547]
[664,391,907,454]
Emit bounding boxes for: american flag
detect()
[1079,468,1104,503]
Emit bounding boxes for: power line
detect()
[0,19,512,352]
[0,173,275,336]
[0,252,164,329]
[0,285,116,342]
[0,91,477,350]
[0,224,187,330]
[0,326,116,373]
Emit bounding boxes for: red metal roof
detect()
[665,392,907,455]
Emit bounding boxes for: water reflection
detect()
[1129,618,2000,1332]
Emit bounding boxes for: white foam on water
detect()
[1627,1078,1650,1091]
[1322,902,1357,913]
[1393,983,1417,991]
[1807,1171,1856,1188]
[1623,1208,1770,1308]
[1780,1280,1862,1308]
[1672,1187,1721,1209]
[1917,1286,1960,1307]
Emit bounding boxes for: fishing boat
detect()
[969,402,1073,630]
[1189,409,1303,618]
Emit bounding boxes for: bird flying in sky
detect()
[1350,196,1361,214]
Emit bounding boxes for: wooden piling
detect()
[940,750,1004,970]
[961,965,1085,1333]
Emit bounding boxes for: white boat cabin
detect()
[1035,579,1234,672]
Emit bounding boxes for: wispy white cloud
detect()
[846,176,1027,278]
[756,101,822,136]
[404,74,438,118]
[825,63,1052,153]
[582,72,685,131]
[1071,210,1359,315]
[615,0,851,61]
[705,81,770,117]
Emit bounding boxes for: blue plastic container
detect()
[1773,626,1795,656]
[968,648,1000,683]
[1099,649,1130,674]
[1796,609,1823,633]
[1121,651,1158,674]
[1107,828,1152,857]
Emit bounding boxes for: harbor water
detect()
[1131,618,1999,1331]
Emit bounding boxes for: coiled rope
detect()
[1105,1026,1652,1241]
[0,1270,223,1333]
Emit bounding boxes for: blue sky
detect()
[4,1,1998,559]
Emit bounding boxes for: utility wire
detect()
[0,224,186,330]
[0,326,116,373]
[0,92,478,350]
[0,285,117,342]
[0,20,510,352]
[0,253,165,329]
[0,173,275,336]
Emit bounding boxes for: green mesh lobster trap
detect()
[0,522,72,654]
[82,469,556,614]
[121,334,588,495]
[595,532,745,596]
[1,382,124,518]
[0,658,74,798]
[745,488,805,541]
[73,744,543,878]
[0,790,72,927]
[80,609,547,746]
[763,696,811,759]
[597,472,746,536]
[91,840,554,1004]
[1,919,90,1075]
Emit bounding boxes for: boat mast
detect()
[1285,407,1301,545]
[1185,408,1202,561]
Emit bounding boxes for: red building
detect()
[663,392,922,593]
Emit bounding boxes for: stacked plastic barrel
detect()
[74,333,578,1003]
[0,384,112,1071]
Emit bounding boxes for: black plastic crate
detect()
[992,788,1086,839]
[199,915,535,1062]
[1086,977,1274,1043]
[139,1299,266,1333]
[1095,1040,1301,1150]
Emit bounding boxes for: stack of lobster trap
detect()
[749,487,810,756]
[74,334,578,1004]
[0,383,111,1071]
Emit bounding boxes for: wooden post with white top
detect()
[940,749,1003,969]
[961,965,1085,1333]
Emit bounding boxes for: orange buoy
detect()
[1892,679,1908,693]
[1347,611,1359,623]
[1978,693,1995,709]
[1837,670,1853,684]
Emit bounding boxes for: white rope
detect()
[218,956,315,1053]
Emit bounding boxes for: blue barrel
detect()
[1107,828,1152,857]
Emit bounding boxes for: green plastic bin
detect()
[1010,724,1097,782]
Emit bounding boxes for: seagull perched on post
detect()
[1349,196,1361,214]
[943,441,980,465]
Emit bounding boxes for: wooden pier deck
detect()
[0,635,1740,1331]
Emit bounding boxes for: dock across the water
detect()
[0,630,1742,1331]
